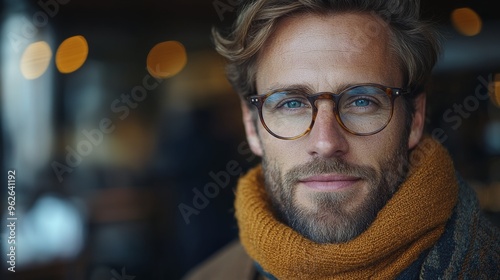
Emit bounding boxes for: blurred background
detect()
[0,0,499,279]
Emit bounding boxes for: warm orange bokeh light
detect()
[451,8,482,36]
[56,35,89,74]
[492,74,500,108]
[147,41,187,79]
[20,41,52,80]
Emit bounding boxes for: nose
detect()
[306,101,349,158]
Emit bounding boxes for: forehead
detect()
[255,12,401,93]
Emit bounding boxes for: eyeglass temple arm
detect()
[403,85,425,96]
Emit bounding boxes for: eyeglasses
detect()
[247,83,410,140]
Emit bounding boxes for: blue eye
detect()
[354,99,371,107]
[284,100,304,108]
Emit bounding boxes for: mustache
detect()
[283,157,379,187]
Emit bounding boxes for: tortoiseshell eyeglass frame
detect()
[247,83,411,140]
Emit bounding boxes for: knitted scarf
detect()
[234,137,459,279]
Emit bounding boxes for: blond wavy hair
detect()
[213,0,441,120]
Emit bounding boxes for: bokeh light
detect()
[451,8,482,36]
[56,35,89,74]
[492,73,500,108]
[19,196,85,265]
[147,41,187,78]
[20,41,52,80]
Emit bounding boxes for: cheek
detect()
[260,131,304,170]
[346,107,407,169]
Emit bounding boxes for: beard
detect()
[261,137,410,244]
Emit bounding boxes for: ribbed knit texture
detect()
[234,137,459,279]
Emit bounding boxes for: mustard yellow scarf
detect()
[235,137,459,279]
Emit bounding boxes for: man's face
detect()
[243,12,425,243]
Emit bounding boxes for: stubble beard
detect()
[261,139,409,244]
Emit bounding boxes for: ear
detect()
[408,93,426,149]
[241,101,263,156]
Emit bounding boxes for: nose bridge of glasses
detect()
[309,92,341,109]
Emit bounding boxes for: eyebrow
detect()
[265,84,314,95]
[264,83,356,95]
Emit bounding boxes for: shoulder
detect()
[182,240,256,280]
[455,176,500,261]
[420,175,500,277]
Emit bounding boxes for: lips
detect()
[299,174,361,191]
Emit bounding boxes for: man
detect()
[185,0,500,278]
